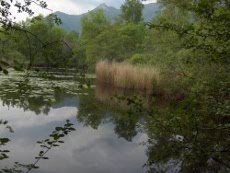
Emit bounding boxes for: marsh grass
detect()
[96,60,160,94]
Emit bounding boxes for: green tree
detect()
[80,9,110,69]
[139,0,230,171]
[121,0,144,23]
[43,26,71,67]
[95,22,146,61]
[81,9,109,41]
[79,9,147,70]
[0,1,62,72]
[156,0,230,64]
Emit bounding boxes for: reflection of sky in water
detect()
[0,97,148,173]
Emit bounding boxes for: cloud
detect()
[39,0,124,15]
[11,0,157,21]
[0,104,77,130]
[45,0,97,14]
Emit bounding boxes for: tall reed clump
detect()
[96,60,160,94]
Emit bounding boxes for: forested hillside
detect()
[54,3,160,32]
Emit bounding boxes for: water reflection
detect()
[0,102,147,173]
[0,72,229,173]
[0,71,84,115]
[94,83,230,172]
[95,83,154,109]
[77,86,143,142]
[0,72,148,173]
[143,105,230,172]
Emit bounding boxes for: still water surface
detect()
[1,71,228,173]
[0,71,148,173]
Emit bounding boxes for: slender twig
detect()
[26,142,55,173]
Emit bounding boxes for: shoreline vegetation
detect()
[96,60,160,95]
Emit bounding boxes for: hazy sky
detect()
[12,0,157,21]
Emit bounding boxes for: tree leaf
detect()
[13,66,23,71]
[3,69,8,75]
[0,138,10,144]
[0,61,9,67]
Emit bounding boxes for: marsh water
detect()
[0,70,150,173]
[0,71,229,173]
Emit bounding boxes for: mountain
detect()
[54,3,160,33]
[54,11,82,33]
[143,3,161,21]
[93,3,120,17]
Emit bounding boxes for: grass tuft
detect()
[96,60,160,94]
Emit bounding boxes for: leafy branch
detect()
[1,120,76,173]
[0,120,13,161]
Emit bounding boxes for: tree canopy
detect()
[121,0,144,23]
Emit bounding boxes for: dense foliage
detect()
[0,15,79,71]
[121,0,144,23]
[0,0,229,172]
[79,0,230,171]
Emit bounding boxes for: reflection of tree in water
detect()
[0,73,80,171]
[79,84,230,172]
[113,113,139,142]
[1,94,52,115]
[77,89,107,129]
[0,74,80,115]
[1,74,229,172]
[77,87,141,141]
[144,104,230,172]
[0,85,61,115]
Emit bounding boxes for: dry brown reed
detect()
[95,60,160,94]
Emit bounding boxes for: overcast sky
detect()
[12,0,157,21]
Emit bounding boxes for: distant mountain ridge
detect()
[54,3,160,33]
[94,3,120,15]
